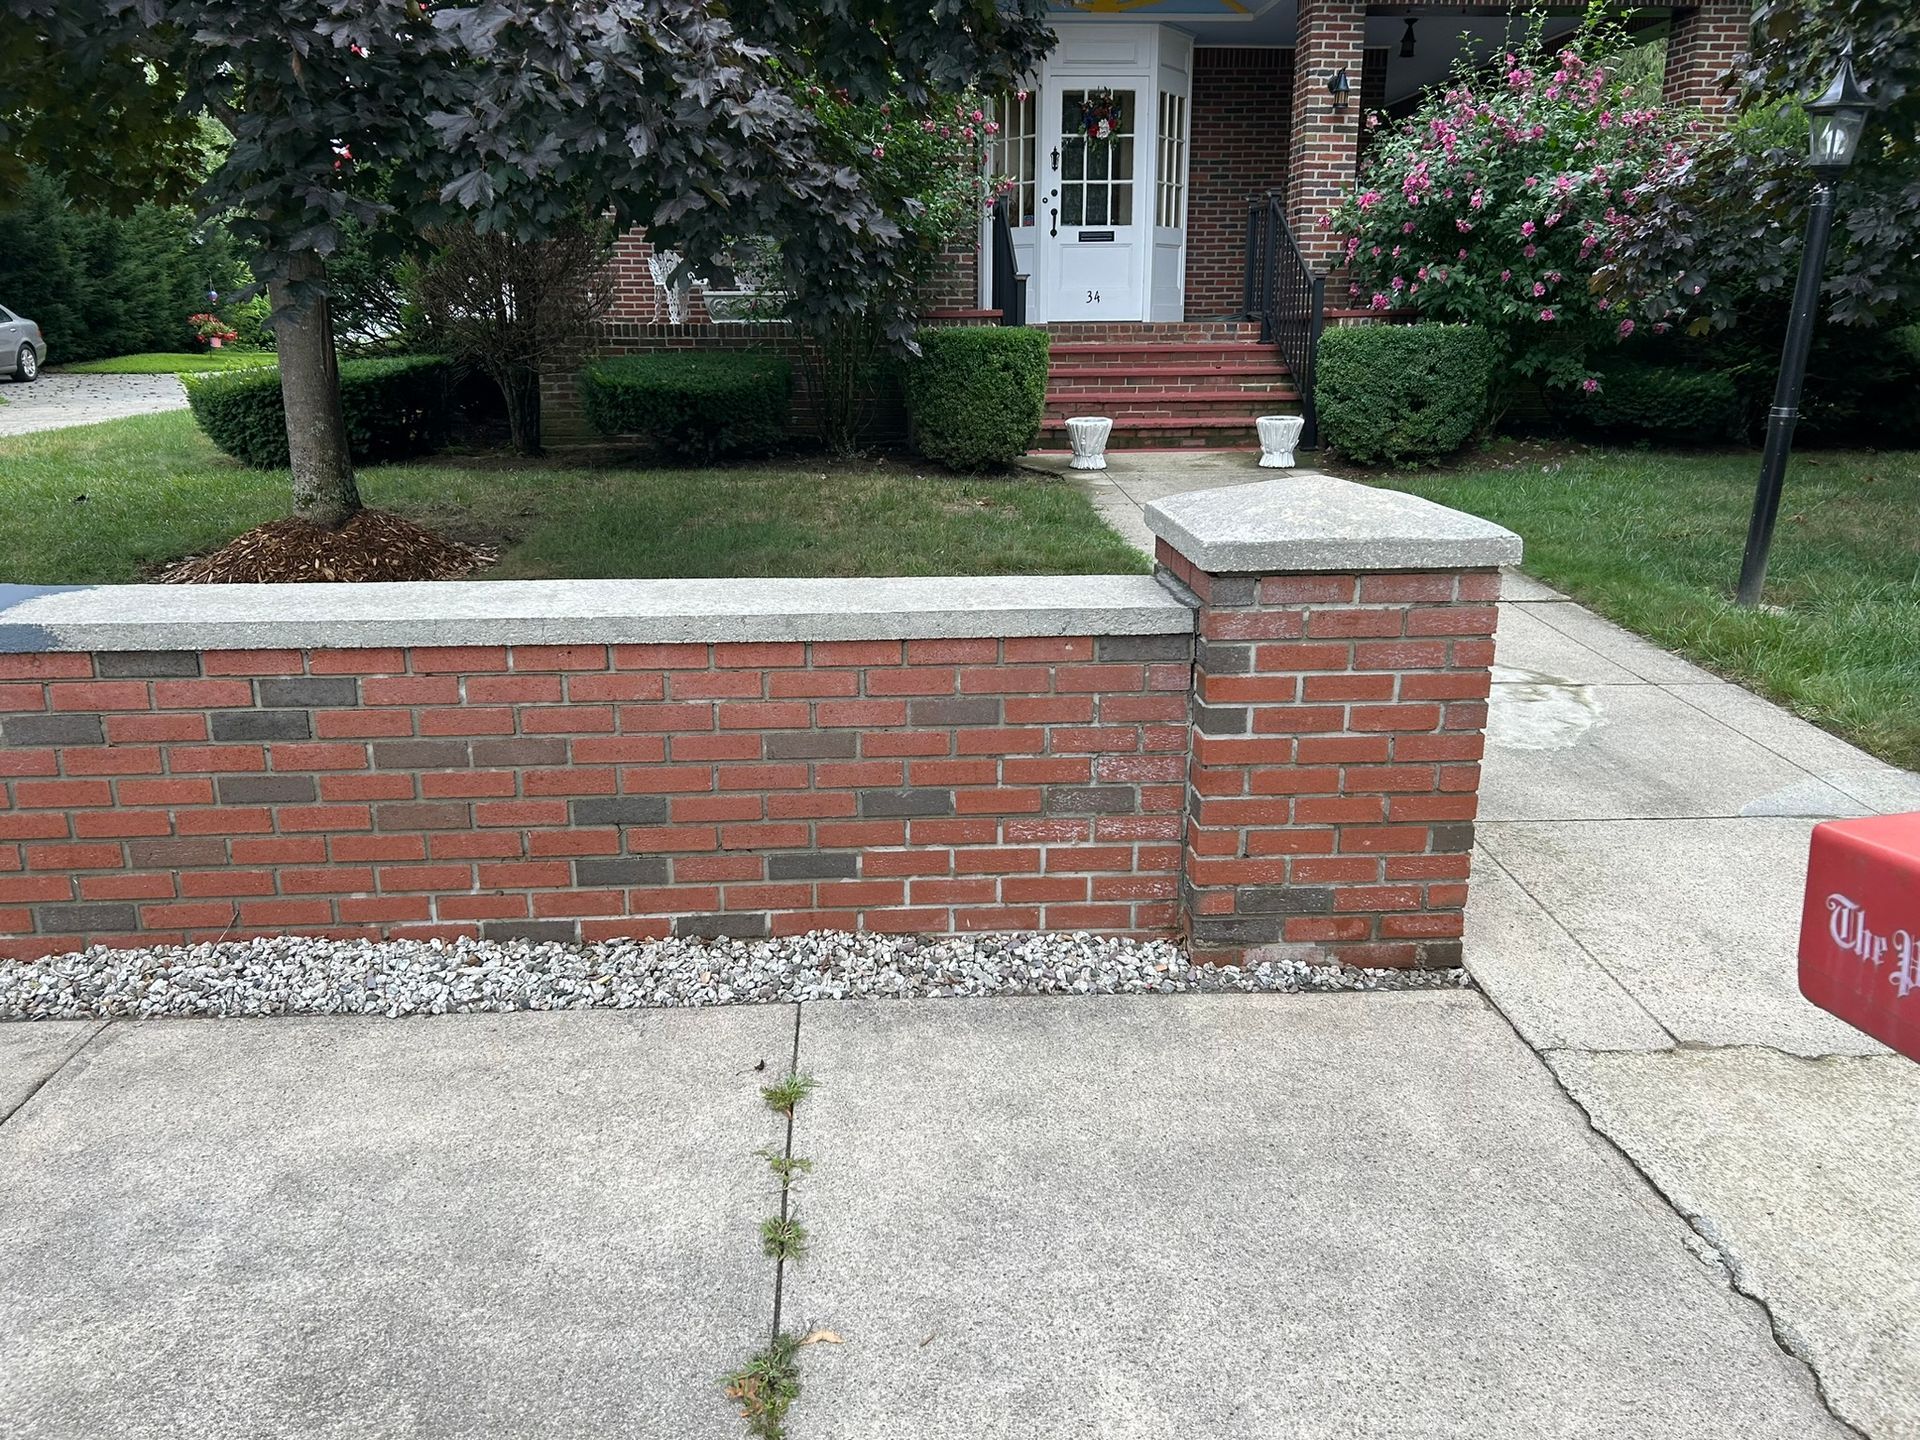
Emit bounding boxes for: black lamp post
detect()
[1734,50,1875,607]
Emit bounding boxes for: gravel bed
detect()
[0,932,1471,1021]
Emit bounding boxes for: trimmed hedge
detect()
[1563,360,1744,443]
[185,356,453,468]
[577,351,792,460]
[1315,323,1498,466]
[904,326,1050,471]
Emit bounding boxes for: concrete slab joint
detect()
[1151,477,1520,969]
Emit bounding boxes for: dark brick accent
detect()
[1431,823,1476,854]
[1195,641,1252,675]
[1238,886,1335,915]
[1042,786,1137,816]
[767,852,859,880]
[1204,576,1259,606]
[211,710,312,742]
[1096,634,1192,662]
[1194,704,1249,736]
[34,902,140,933]
[673,912,771,939]
[128,838,228,868]
[481,920,580,943]
[571,797,671,826]
[763,731,859,760]
[908,697,1001,727]
[96,652,201,678]
[375,802,470,831]
[3,713,104,746]
[859,788,954,817]
[1187,914,1286,947]
[1419,940,1466,969]
[373,740,472,770]
[573,857,672,886]
[471,738,567,767]
[258,677,358,708]
[216,775,318,805]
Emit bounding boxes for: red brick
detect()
[0,654,93,680]
[1004,637,1093,662]
[63,747,164,776]
[714,642,806,668]
[48,681,150,711]
[811,641,902,667]
[411,647,510,673]
[154,679,254,709]
[612,643,709,669]
[512,644,609,672]
[364,676,462,706]
[106,714,208,743]
[567,673,666,703]
[168,746,265,774]
[309,648,407,674]
[203,650,305,676]
[1257,575,1357,604]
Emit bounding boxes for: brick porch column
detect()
[1148,478,1521,968]
[1664,0,1752,118]
[1286,0,1368,271]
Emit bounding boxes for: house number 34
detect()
[1085,289,1101,304]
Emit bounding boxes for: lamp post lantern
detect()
[1735,50,1874,607]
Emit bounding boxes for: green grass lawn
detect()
[59,350,278,375]
[0,410,1146,586]
[1375,443,1920,770]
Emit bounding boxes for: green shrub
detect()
[1315,323,1497,465]
[1562,360,1744,443]
[904,326,1050,471]
[576,352,792,460]
[224,294,275,350]
[185,356,453,468]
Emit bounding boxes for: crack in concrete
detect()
[1538,1053,1873,1440]
[0,1019,111,1128]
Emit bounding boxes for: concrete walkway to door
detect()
[0,456,1914,1439]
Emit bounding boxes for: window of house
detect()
[1157,90,1187,228]
[1058,89,1135,229]
[990,91,1038,226]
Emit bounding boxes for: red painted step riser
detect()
[1047,383,1300,400]
[1047,345,1277,361]
[1048,406,1298,423]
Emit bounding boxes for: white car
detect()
[0,304,46,381]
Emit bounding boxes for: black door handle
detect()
[1049,209,1058,238]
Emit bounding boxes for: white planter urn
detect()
[1256,414,1306,469]
[1065,416,1113,471]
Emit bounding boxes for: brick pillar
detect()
[1286,0,1367,271]
[1664,0,1752,119]
[1148,478,1519,968]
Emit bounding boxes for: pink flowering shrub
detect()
[1328,26,1692,397]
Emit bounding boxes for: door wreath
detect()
[1079,91,1125,141]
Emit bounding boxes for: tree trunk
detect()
[501,364,544,457]
[270,251,362,529]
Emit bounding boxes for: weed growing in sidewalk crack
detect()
[762,1151,814,1184]
[762,1073,818,1115]
[760,1214,809,1262]
[724,1332,802,1439]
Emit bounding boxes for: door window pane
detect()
[1156,91,1187,228]
[1056,88,1136,233]
[989,91,1038,226]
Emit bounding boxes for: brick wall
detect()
[1664,0,1752,117]
[1187,48,1294,320]
[1157,546,1496,967]
[1286,0,1367,271]
[0,639,1190,958]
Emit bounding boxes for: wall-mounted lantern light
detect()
[1400,18,1418,59]
[1328,68,1352,114]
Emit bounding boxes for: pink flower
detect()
[1370,293,1390,312]
[1618,319,1635,337]
[1456,218,1474,233]
[1532,282,1546,297]
[1547,271,1562,284]
[970,109,984,123]
[1017,90,1029,102]
[1523,244,1537,258]
[1539,308,1556,322]
[871,144,885,158]
[1580,377,1600,394]
[1500,269,1512,281]
[1391,275,1406,291]
[1402,221,1415,233]
[1652,321,1671,334]
[1520,220,1536,238]
[1469,189,1486,210]
[1417,267,1429,280]
[1357,190,1382,211]
[1457,248,1468,260]
[1525,176,1539,189]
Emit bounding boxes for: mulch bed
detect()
[159,510,497,584]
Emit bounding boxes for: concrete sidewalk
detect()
[0,995,1853,1439]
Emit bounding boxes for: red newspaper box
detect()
[1799,812,1920,1062]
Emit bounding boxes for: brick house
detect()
[556,0,1751,449]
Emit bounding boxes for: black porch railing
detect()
[990,197,1026,327]
[1241,192,1325,448]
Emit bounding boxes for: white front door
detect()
[1038,82,1148,322]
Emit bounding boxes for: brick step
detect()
[1043,321,1261,343]
[1046,390,1301,421]
[1048,342,1277,363]
[1044,378,1297,401]
[1048,362,1292,383]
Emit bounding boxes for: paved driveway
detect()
[0,372,190,436]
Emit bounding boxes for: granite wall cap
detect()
[1145,476,1522,575]
[0,575,1195,653]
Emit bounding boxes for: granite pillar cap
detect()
[1145,476,1522,574]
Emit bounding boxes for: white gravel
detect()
[0,931,1469,1021]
